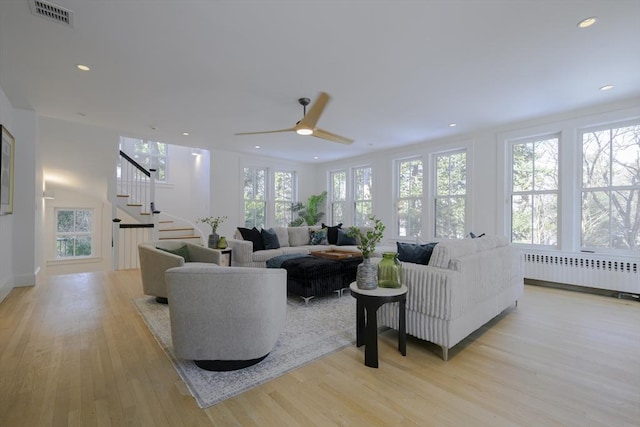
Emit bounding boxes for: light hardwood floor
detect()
[1,270,638,427]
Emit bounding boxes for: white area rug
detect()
[132,294,356,408]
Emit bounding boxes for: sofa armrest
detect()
[227,238,254,265]
[186,243,221,264]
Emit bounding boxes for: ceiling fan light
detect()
[296,128,313,136]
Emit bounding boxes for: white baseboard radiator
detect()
[522,250,639,296]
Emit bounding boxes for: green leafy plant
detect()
[197,215,227,234]
[289,191,327,227]
[347,216,385,258]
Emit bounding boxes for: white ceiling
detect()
[1,0,639,163]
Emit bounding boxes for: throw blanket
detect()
[266,253,309,268]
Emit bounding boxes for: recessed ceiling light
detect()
[76,64,90,71]
[448,123,457,127]
[255,145,261,149]
[599,85,614,91]
[314,156,319,160]
[577,17,598,28]
[182,132,189,136]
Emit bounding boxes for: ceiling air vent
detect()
[28,0,74,27]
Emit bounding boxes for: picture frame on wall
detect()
[1,124,15,215]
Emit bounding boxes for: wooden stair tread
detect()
[159,227,194,232]
[159,235,200,240]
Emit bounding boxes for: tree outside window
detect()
[56,209,93,258]
[397,158,423,237]
[353,166,373,226]
[510,136,559,245]
[581,123,640,250]
[330,170,347,224]
[243,167,266,228]
[435,151,466,239]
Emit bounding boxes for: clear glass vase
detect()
[378,252,402,288]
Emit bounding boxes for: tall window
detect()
[55,209,93,258]
[510,136,559,245]
[434,151,466,239]
[119,137,168,181]
[243,167,266,228]
[581,123,640,250]
[396,158,423,237]
[274,171,296,227]
[353,166,373,226]
[330,170,347,224]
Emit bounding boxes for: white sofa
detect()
[228,226,395,268]
[375,235,523,361]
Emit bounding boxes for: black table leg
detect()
[364,303,380,368]
[356,298,365,347]
[398,298,406,356]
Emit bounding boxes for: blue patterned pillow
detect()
[310,229,328,245]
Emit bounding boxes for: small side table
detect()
[349,282,407,368]
[211,248,232,266]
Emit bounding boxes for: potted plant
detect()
[197,215,227,249]
[289,191,327,226]
[348,216,385,289]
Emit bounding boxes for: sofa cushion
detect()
[428,235,509,269]
[336,228,357,246]
[310,229,329,245]
[322,223,342,244]
[157,245,191,262]
[396,242,437,265]
[273,227,290,248]
[261,228,281,249]
[237,227,265,252]
[288,227,311,246]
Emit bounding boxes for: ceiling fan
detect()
[235,92,354,144]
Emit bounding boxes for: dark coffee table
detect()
[281,255,362,304]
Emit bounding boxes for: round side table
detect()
[349,282,407,368]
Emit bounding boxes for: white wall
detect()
[0,86,40,304]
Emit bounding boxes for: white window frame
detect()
[353,165,373,226]
[579,120,640,252]
[329,169,347,225]
[242,166,268,228]
[394,157,424,238]
[432,149,468,239]
[507,134,560,247]
[272,170,297,227]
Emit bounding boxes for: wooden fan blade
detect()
[312,128,354,145]
[235,127,296,136]
[297,92,330,130]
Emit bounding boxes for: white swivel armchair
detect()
[165,265,287,371]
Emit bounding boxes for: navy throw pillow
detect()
[238,227,265,252]
[396,242,438,265]
[261,228,281,249]
[322,223,342,244]
[336,228,357,246]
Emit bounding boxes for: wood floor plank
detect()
[1,270,638,426]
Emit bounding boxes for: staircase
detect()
[112,150,204,269]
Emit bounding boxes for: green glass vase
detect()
[378,252,402,288]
